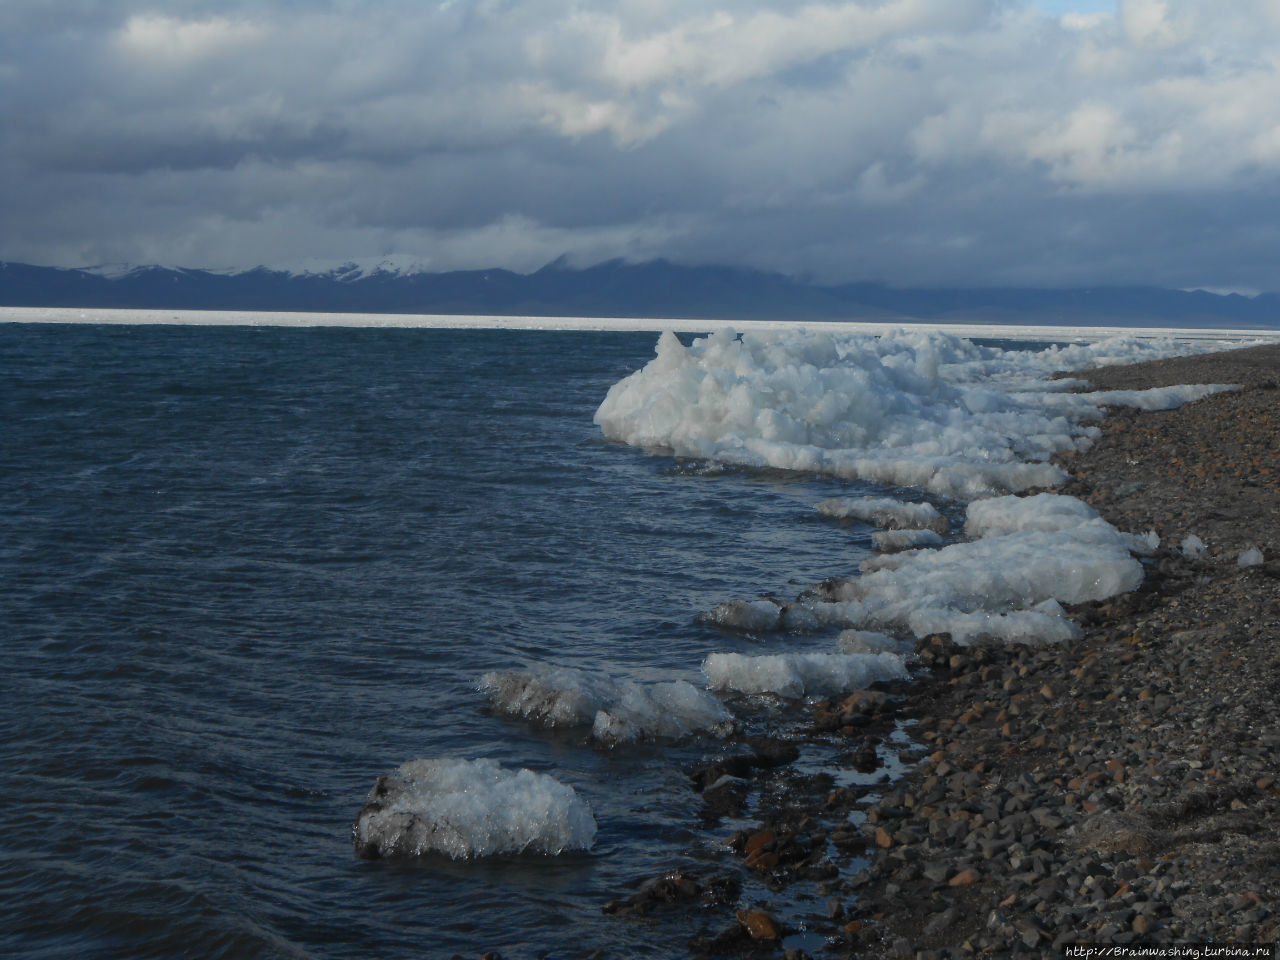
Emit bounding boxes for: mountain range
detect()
[2,258,1278,328]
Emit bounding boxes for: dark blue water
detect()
[1,324,880,960]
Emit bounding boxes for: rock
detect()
[950,868,980,886]
[749,737,801,769]
[735,908,781,941]
[602,871,702,915]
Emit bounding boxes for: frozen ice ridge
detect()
[595,329,1238,498]
[478,666,735,745]
[351,758,596,859]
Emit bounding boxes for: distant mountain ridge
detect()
[2,259,1277,328]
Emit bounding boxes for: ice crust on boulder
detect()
[702,651,908,699]
[351,758,597,859]
[595,329,1239,498]
[478,667,733,744]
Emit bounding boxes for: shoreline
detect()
[643,343,1279,957]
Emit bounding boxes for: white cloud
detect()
[1119,0,1182,48]
[115,14,266,63]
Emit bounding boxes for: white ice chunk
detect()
[964,493,1101,538]
[873,528,944,552]
[725,495,1146,646]
[590,679,736,745]
[351,758,596,859]
[702,651,907,699]
[1238,547,1264,567]
[907,600,1083,646]
[836,629,914,655]
[1128,530,1161,555]
[1180,534,1208,559]
[478,667,732,743]
[817,495,948,532]
[596,329,1238,498]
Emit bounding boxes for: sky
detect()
[2,0,1279,291]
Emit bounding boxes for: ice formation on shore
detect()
[836,629,914,655]
[595,329,1238,497]
[1239,547,1265,567]
[702,651,908,699]
[705,494,1152,648]
[351,758,597,859]
[478,666,735,744]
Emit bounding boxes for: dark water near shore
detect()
[1,324,890,959]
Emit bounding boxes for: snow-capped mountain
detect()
[2,258,1278,328]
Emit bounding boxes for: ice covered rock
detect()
[351,758,596,859]
[478,666,734,743]
[702,651,907,699]
[1238,546,1264,567]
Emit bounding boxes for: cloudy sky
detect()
[3,0,1279,290]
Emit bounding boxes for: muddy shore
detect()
[607,342,1279,958]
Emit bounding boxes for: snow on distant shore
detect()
[3,306,1277,343]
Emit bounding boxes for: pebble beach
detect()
[601,342,1280,959]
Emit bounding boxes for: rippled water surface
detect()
[1,324,887,960]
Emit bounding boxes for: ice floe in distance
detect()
[351,758,596,859]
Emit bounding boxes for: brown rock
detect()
[736,908,781,941]
[745,830,775,856]
[875,827,893,849]
[949,868,980,886]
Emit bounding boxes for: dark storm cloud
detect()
[3,0,1280,289]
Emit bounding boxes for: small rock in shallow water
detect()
[735,908,781,940]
